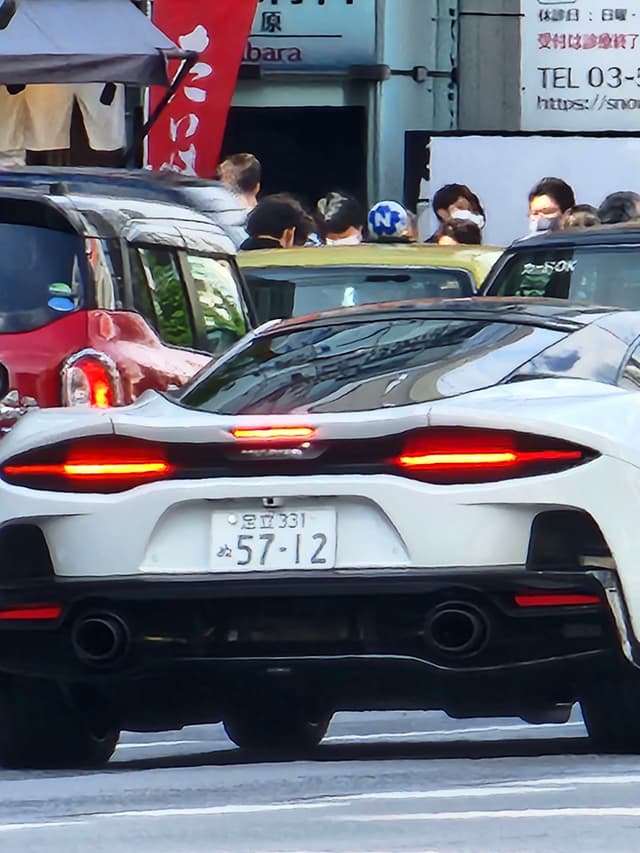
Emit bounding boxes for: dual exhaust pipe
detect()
[71,602,490,665]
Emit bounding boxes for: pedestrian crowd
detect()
[216,152,640,252]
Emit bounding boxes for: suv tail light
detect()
[392,428,595,484]
[1,437,172,493]
[62,351,122,408]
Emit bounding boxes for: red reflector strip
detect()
[514,593,601,608]
[232,427,315,441]
[0,604,62,621]
[397,449,583,470]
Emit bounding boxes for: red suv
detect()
[0,188,254,417]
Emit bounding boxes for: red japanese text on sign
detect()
[147,0,258,177]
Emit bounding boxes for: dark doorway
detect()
[221,106,368,211]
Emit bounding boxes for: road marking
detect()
[338,806,640,822]
[323,722,584,743]
[318,784,575,804]
[0,801,345,833]
[0,821,83,833]
[116,740,205,750]
[501,772,640,789]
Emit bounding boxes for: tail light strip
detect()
[231,427,315,441]
[397,449,583,470]
[0,428,595,493]
[62,349,122,409]
[0,604,62,621]
[515,593,601,608]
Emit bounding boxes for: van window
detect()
[486,246,640,309]
[243,265,474,322]
[137,247,195,348]
[186,254,248,352]
[0,224,84,332]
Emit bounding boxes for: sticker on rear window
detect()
[523,260,576,275]
[48,296,75,312]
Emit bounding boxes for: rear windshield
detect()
[0,224,84,332]
[243,266,474,322]
[182,317,565,414]
[486,245,640,309]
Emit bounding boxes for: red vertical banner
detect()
[147,0,258,177]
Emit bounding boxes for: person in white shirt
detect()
[217,153,261,211]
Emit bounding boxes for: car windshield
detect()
[181,316,565,414]
[242,265,475,322]
[486,245,640,308]
[0,224,84,332]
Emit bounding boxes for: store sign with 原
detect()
[521,0,640,130]
[245,0,375,69]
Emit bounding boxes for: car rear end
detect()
[238,245,502,322]
[0,193,94,416]
[482,227,640,309]
[0,303,629,729]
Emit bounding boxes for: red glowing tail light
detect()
[62,352,121,409]
[1,437,173,493]
[392,428,594,484]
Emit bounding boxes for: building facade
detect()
[224,0,459,208]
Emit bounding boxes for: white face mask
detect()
[325,234,363,246]
[450,209,485,229]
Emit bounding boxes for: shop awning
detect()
[0,0,187,86]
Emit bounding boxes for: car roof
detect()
[238,243,503,268]
[61,192,219,229]
[511,223,640,249]
[259,297,635,335]
[237,243,504,285]
[0,186,235,252]
[0,166,224,190]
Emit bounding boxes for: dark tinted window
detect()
[486,246,640,309]
[0,224,84,332]
[182,317,565,414]
[244,266,474,322]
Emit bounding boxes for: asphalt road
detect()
[1,708,639,852]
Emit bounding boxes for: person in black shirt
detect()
[240,194,311,251]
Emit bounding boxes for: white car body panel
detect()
[1,378,640,639]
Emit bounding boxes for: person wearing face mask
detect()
[316,192,365,245]
[527,177,576,235]
[426,183,486,243]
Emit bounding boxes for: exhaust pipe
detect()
[72,613,129,665]
[425,602,489,657]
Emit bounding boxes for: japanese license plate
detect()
[210,508,337,571]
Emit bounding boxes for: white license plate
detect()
[210,508,337,571]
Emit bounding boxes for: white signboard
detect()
[245,0,376,69]
[522,0,640,130]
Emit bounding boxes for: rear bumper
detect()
[0,568,627,686]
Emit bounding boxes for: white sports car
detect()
[0,297,638,767]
